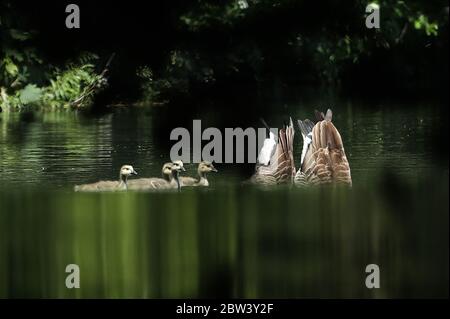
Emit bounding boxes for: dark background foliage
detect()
[1,0,448,105]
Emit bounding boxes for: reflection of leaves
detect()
[19,84,43,104]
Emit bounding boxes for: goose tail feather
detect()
[298,119,315,167]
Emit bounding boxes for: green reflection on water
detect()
[0,178,448,298]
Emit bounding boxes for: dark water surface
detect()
[0,94,448,298]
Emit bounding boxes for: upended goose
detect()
[295,109,352,186]
[249,119,296,185]
[74,165,137,192]
[179,161,218,187]
[127,160,185,191]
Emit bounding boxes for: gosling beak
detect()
[211,167,218,172]
[132,170,138,175]
[181,167,186,172]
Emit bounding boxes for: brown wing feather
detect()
[251,122,296,185]
[315,110,325,121]
[298,113,352,186]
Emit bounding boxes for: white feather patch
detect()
[258,132,276,165]
[300,132,312,166]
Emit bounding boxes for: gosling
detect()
[179,161,218,187]
[127,160,186,191]
[74,165,137,192]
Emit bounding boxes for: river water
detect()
[0,92,448,298]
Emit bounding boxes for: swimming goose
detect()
[249,118,296,185]
[127,161,186,191]
[295,109,352,186]
[179,161,218,187]
[74,165,137,192]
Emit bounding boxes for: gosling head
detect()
[198,161,218,174]
[119,165,137,181]
[171,160,186,173]
[170,160,185,192]
[162,162,174,176]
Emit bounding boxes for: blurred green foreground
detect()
[0,178,448,298]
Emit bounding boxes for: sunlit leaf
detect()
[19,84,43,104]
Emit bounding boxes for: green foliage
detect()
[137,65,175,103]
[413,14,439,36]
[43,64,101,108]
[180,1,246,31]
[1,0,448,107]
[2,57,19,77]
[137,50,218,103]
[311,36,364,83]
[1,2,106,110]
[19,84,43,104]
[0,24,44,109]
[9,28,33,41]
[160,0,448,88]
[1,53,106,110]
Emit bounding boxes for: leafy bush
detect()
[43,63,105,109]
[1,51,107,110]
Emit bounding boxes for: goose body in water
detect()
[74,165,137,192]
[295,109,352,186]
[249,119,296,185]
[179,161,218,187]
[127,161,185,191]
